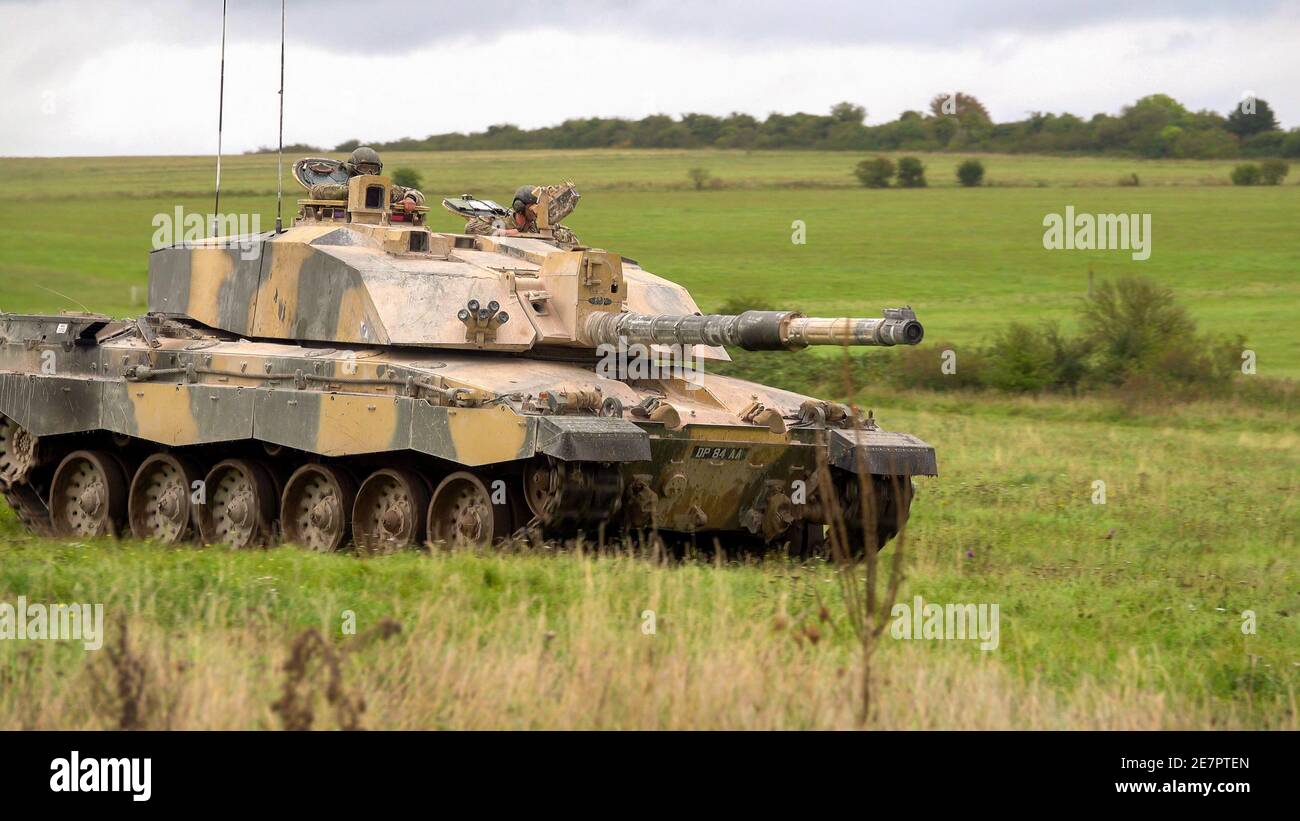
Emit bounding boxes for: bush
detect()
[1151,333,1241,388]
[714,295,775,314]
[1230,163,1261,185]
[981,323,1055,392]
[1040,323,1093,393]
[1079,276,1197,386]
[1259,158,1290,185]
[890,342,987,392]
[956,159,985,187]
[977,322,1090,394]
[1114,330,1245,405]
[896,157,927,187]
[1282,129,1300,159]
[391,167,423,189]
[854,157,894,188]
[688,167,712,190]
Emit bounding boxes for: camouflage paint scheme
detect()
[0,172,935,542]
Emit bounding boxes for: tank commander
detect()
[308,146,425,211]
[463,183,580,244]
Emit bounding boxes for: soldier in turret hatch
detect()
[462,182,580,245]
[308,146,425,211]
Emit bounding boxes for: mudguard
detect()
[536,416,651,462]
[828,427,938,476]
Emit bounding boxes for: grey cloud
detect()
[57,0,1294,54]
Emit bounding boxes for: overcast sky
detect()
[2,0,1298,156]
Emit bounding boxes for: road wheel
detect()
[427,471,509,547]
[281,463,357,552]
[198,459,277,548]
[352,468,429,553]
[523,459,559,521]
[128,453,203,543]
[49,450,128,537]
[0,416,39,485]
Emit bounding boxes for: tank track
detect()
[831,470,913,555]
[1,481,53,537]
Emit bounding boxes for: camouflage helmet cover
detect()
[347,146,383,175]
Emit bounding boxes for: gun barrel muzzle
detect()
[786,311,924,347]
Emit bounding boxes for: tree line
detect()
[304,93,1299,159]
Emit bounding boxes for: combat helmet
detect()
[512,185,539,212]
[346,146,383,176]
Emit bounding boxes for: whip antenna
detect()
[275,0,286,233]
[211,0,227,238]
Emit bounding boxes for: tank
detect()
[0,171,936,554]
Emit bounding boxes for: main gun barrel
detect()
[583,307,923,351]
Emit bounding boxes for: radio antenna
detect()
[275,0,286,233]
[211,0,227,238]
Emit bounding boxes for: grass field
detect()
[0,149,1296,728]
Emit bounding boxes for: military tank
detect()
[0,170,936,554]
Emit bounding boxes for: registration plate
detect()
[691,446,748,461]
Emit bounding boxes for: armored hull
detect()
[0,174,935,553]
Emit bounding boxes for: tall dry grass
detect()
[2,549,1283,730]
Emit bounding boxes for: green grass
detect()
[890,393,1299,707]
[2,149,1264,198]
[0,149,1296,728]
